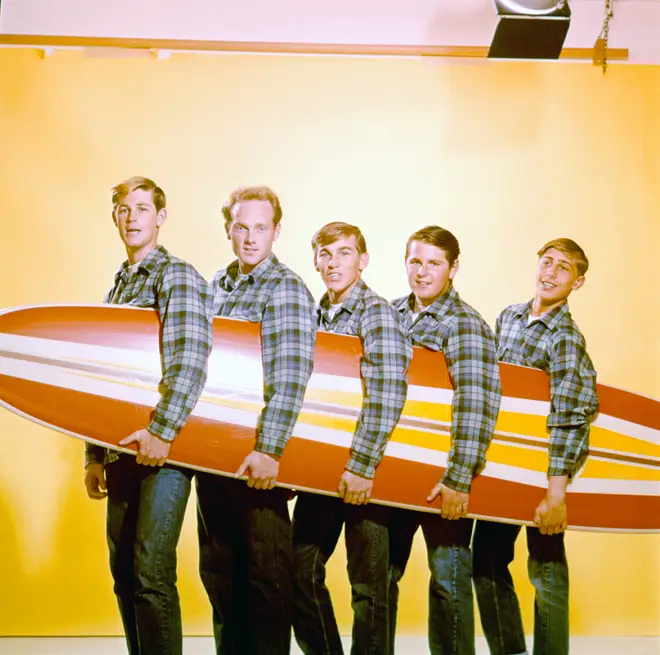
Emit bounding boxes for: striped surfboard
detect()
[0,304,657,532]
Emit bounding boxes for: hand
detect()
[534,494,567,535]
[338,470,373,505]
[85,463,107,499]
[427,481,469,520]
[235,450,279,490]
[119,428,171,467]
[534,475,568,535]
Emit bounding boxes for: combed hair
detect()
[405,226,460,266]
[111,176,166,212]
[311,222,367,256]
[538,238,589,276]
[222,186,283,228]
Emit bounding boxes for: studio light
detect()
[488,0,571,59]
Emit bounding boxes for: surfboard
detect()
[0,304,657,533]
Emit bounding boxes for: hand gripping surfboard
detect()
[0,304,657,532]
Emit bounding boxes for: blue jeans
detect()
[196,473,293,655]
[389,508,475,655]
[292,493,391,655]
[472,521,569,655]
[105,454,193,655]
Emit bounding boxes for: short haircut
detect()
[538,238,589,276]
[222,186,283,229]
[111,176,166,212]
[405,226,460,266]
[311,222,368,256]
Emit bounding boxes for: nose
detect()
[244,230,255,244]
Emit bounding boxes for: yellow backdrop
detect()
[0,48,658,637]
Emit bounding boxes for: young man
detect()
[292,222,411,655]
[389,226,501,655]
[84,176,212,655]
[196,186,316,655]
[472,238,599,655]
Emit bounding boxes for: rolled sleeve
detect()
[256,276,316,457]
[346,302,411,479]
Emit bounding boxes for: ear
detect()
[359,252,369,272]
[112,210,118,227]
[156,208,167,229]
[273,221,282,242]
[449,259,459,280]
[572,275,585,292]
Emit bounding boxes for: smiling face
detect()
[405,240,458,308]
[113,188,166,263]
[226,200,281,274]
[315,234,369,304]
[534,247,584,312]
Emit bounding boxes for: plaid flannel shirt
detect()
[392,287,501,493]
[496,301,599,477]
[211,254,316,457]
[85,245,213,467]
[318,279,411,479]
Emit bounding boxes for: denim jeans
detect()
[105,453,193,655]
[292,493,391,655]
[389,508,475,655]
[472,520,569,655]
[196,473,293,655]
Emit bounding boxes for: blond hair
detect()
[111,176,166,212]
[538,238,589,276]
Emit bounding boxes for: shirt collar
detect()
[398,285,459,320]
[114,245,168,283]
[221,253,278,289]
[318,278,368,316]
[515,299,570,331]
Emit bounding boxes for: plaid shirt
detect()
[496,301,599,477]
[86,245,213,467]
[318,279,411,479]
[211,254,316,458]
[393,287,501,493]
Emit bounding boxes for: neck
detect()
[532,295,566,317]
[126,243,157,266]
[328,278,360,305]
[238,253,270,275]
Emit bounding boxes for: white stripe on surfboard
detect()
[1,334,659,448]
[1,354,658,499]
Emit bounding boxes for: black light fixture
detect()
[488,0,571,60]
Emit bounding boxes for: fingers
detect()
[118,433,139,446]
[337,479,347,499]
[427,484,442,503]
[235,457,249,478]
[341,487,370,505]
[85,473,107,500]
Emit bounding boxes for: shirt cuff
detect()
[345,452,377,480]
[441,464,474,494]
[146,417,179,443]
[85,444,106,468]
[255,438,286,459]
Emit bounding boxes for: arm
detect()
[147,262,213,441]
[442,317,502,493]
[546,332,599,477]
[346,302,411,479]
[255,276,316,457]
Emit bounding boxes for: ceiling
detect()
[1,0,658,64]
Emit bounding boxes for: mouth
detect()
[540,281,556,290]
[327,273,341,281]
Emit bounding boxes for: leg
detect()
[292,493,346,655]
[106,455,141,654]
[197,473,242,655]
[132,462,193,655]
[526,527,568,655]
[240,483,295,655]
[387,508,421,653]
[421,515,475,655]
[344,503,391,655]
[472,520,527,655]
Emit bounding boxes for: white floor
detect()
[0,637,658,654]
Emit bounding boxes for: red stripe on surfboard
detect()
[1,305,659,431]
[0,374,656,532]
